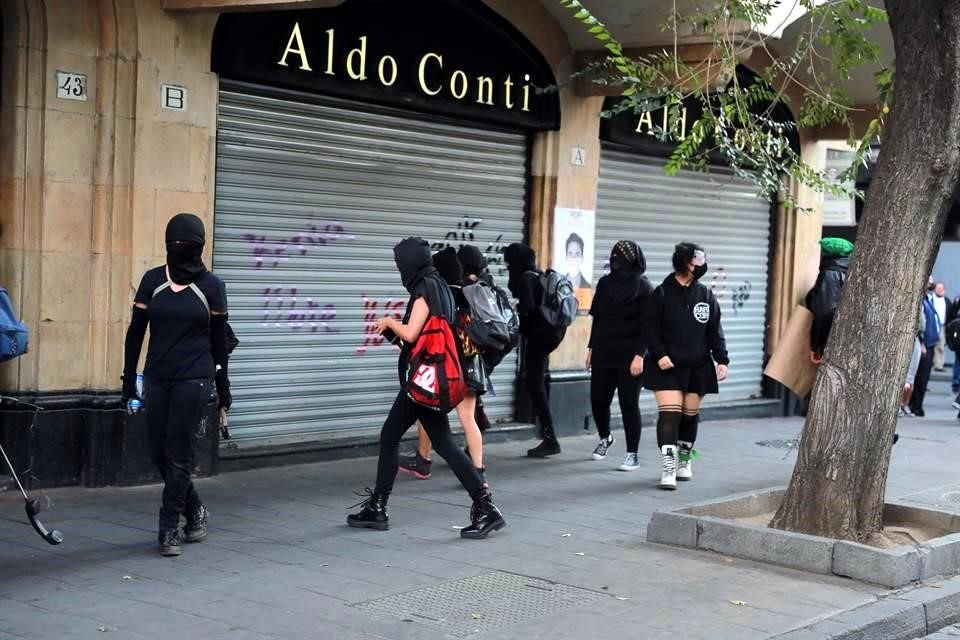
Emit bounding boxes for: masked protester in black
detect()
[644,242,729,491]
[122,213,231,556]
[503,242,566,458]
[587,241,653,470]
[399,247,490,487]
[348,238,505,539]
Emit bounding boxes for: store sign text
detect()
[634,105,689,141]
[277,23,535,112]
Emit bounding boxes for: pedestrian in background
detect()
[644,243,728,490]
[504,242,566,458]
[122,213,232,556]
[933,281,949,371]
[805,237,852,365]
[910,279,941,418]
[949,293,960,393]
[587,240,652,471]
[899,304,925,418]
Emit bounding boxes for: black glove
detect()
[215,369,232,411]
[121,374,139,403]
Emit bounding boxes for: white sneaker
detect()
[677,441,694,481]
[592,436,614,460]
[659,445,677,490]
[618,452,640,471]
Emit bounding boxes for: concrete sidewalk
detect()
[3,383,960,640]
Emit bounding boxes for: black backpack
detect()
[527,269,577,329]
[946,318,960,352]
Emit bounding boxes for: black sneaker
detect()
[184,505,208,543]
[527,439,561,458]
[398,452,432,479]
[592,436,614,460]
[158,529,183,556]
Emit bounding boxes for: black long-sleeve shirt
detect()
[124,266,229,383]
[646,275,728,368]
[588,274,653,368]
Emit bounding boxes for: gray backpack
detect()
[461,281,519,354]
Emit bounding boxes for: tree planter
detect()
[647,488,960,588]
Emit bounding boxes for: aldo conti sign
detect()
[211,0,560,131]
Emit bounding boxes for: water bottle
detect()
[127,373,144,415]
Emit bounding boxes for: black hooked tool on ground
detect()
[0,440,63,545]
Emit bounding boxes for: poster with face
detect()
[553,207,596,311]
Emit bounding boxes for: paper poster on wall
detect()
[821,146,856,226]
[553,207,596,311]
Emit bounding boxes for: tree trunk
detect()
[770,1,960,541]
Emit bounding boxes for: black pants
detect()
[910,346,935,415]
[524,337,561,440]
[590,366,642,452]
[144,377,212,532]
[375,391,483,497]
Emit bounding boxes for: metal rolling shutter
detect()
[595,148,771,406]
[213,83,526,442]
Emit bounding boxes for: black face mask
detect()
[693,263,708,280]
[394,237,435,293]
[165,213,208,285]
[610,256,627,274]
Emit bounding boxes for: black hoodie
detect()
[393,238,456,384]
[503,242,564,343]
[589,242,653,368]
[646,274,729,368]
[804,255,849,357]
[393,238,455,324]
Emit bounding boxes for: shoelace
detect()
[662,451,676,474]
[596,438,612,454]
[347,487,377,510]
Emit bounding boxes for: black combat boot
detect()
[460,490,506,539]
[347,489,390,531]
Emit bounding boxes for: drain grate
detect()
[942,491,960,504]
[351,570,608,637]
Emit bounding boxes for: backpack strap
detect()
[152,280,210,318]
[188,282,210,315]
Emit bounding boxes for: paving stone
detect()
[5,388,960,639]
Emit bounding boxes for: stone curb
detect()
[647,489,960,589]
[772,574,960,639]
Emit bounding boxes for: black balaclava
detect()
[604,240,647,305]
[503,242,537,297]
[457,245,488,279]
[393,237,456,323]
[393,237,435,293]
[432,247,464,286]
[165,213,208,285]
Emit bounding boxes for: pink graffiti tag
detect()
[261,285,338,333]
[245,221,354,270]
[357,296,406,354]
